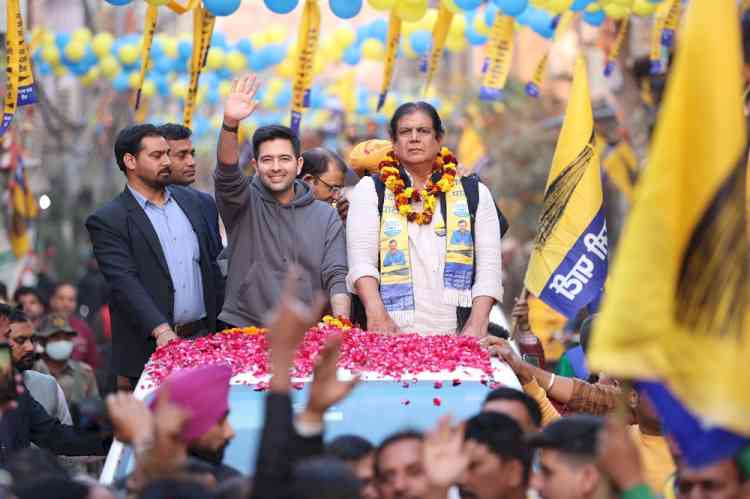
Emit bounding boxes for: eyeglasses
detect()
[314,176,344,195]
[397,127,435,139]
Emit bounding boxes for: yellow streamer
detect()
[1,0,36,136]
[604,16,629,77]
[135,5,159,111]
[184,6,215,128]
[479,14,514,101]
[291,0,321,133]
[378,9,402,111]
[423,5,454,95]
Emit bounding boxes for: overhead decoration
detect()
[2,0,37,137]
[423,3,454,94]
[526,10,574,98]
[604,15,629,77]
[185,5,216,127]
[479,12,515,101]
[134,4,159,110]
[378,8,402,111]
[290,0,321,133]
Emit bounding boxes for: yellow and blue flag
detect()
[588,0,750,462]
[524,57,607,319]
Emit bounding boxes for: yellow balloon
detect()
[171,80,188,98]
[631,0,655,16]
[441,0,461,14]
[334,24,356,47]
[277,58,296,78]
[72,27,92,44]
[141,79,156,97]
[206,47,226,70]
[313,55,324,75]
[145,0,169,5]
[42,45,61,65]
[92,32,114,58]
[367,0,395,11]
[585,2,601,12]
[419,8,438,29]
[251,32,268,49]
[362,38,385,60]
[603,3,629,18]
[162,37,178,58]
[267,77,285,95]
[118,44,139,65]
[64,40,86,62]
[128,72,141,89]
[396,0,428,22]
[445,32,467,52]
[219,80,232,98]
[402,39,418,59]
[99,55,121,78]
[53,65,67,77]
[266,25,287,44]
[226,51,247,72]
[473,12,491,37]
[547,0,573,13]
[81,66,100,86]
[449,13,467,37]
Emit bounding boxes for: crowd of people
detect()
[0,38,747,497]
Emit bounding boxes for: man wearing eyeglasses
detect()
[299,147,359,223]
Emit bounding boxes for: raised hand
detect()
[423,415,477,489]
[106,392,153,445]
[301,333,359,423]
[223,74,261,125]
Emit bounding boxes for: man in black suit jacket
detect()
[86,124,223,389]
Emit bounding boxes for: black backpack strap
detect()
[372,173,387,215]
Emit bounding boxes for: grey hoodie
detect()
[214,162,348,327]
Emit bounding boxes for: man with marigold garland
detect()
[347,102,503,336]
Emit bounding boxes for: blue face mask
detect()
[45,340,74,361]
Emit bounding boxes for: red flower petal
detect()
[433,397,442,406]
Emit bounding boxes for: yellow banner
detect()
[378,9,401,111]
[423,5,453,95]
[184,6,215,128]
[604,16,629,77]
[291,0,321,133]
[479,14,514,101]
[135,5,159,111]
[2,0,37,136]
[603,140,637,203]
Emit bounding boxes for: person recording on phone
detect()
[0,306,110,465]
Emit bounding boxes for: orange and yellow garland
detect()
[378,147,459,225]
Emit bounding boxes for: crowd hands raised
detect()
[0,70,746,498]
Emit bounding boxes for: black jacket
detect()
[193,188,225,313]
[85,186,224,378]
[0,389,109,465]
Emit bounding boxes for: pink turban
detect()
[150,364,232,443]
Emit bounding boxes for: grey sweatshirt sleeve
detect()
[321,211,349,297]
[213,161,250,231]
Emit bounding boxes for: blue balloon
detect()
[356,25,370,44]
[264,44,286,65]
[155,56,174,73]
[105,0,133,5]
[206,87,220,105]
[113,73,130,93]
[83,48,98,66]
[515,6,534,25]
[330,0,362,19]
[465,23,488,46]
[217,67,233,80]
[455,0,482,11]
[409,31,431,56]
[205,0,242,16]
[309,85,326,109]
[249,51,268,71]
[178,40,193,60]
[582,9,605,27]
[156,77,170,97]
[264,0,299,14]
[55,33,71,50]
[38,62,52,76]
[236,38,253,56]
[343,44,361,65]
[530,10,554,38]
[370,19,388,42]
[492,0,528,17]
[275,86,292,107]
[211,32,228,49]
[570,0,593,11]
[485,3,499,26]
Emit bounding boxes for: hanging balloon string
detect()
[1,0,37,137]
[134,4,159,111]
[378,8,401,112]
[290,0,321,134]
[423,4,453,95]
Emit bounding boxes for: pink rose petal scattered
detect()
[433,397,442,406]
[434,381,443,389]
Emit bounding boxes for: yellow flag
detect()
[378,9,401,111]
[588,0,750,435]
[291,0,321,133]
[604,16,629,78]
[603,141,638,203]
[524,57,607,319]
[526,11,574,98]
[1,0,37,136]
[457,126,487,175]
[423,4,453,95]
[135,5,159,111]
[184,5,214,128]
[479,13,514,101]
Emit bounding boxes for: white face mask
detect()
[45,340,74,361]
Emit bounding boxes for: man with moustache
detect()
[86,124,223,390]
